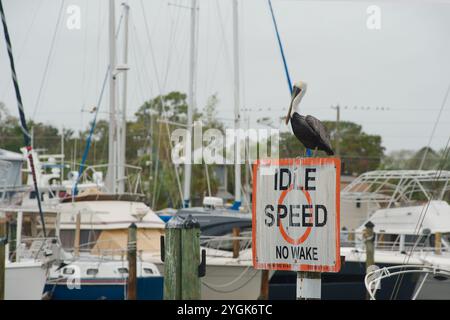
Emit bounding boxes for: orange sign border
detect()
[252,158,341,273]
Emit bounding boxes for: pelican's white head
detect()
[285,81,308,125]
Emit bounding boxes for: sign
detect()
[252,158,341,272]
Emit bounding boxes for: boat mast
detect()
[107,0,117,193]
[183,0,198,208]
[232,0,241,210]
[118,2,130,194]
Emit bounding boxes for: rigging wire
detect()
[162,0,183,90]
[419,83,450,169]
[389,83,450,298]
[209,0,233,95]
[267,0,312,157]
[140,0,184,206]
[0,0,43,101]
[80,0,90,110]
[0,0,47,237]
[71,11,124,196]
[31,0,66,120]
[389,134,450,299]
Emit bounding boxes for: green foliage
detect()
[381,147,450,171]
[279,121,385,175]
[10,95,449,208]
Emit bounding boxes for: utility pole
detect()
[331,105,340,156]
[183,0,198,208]
[127,223,137,300]
[232,0,241,211]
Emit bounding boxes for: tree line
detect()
[1,94,448,209]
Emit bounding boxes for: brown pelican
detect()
[285,81,334,156]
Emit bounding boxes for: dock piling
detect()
[363,221,375,299]
[127,223,137,300]
[0,212,6,300]
[164,214,204,300]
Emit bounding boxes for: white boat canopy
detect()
[356,200,450,235]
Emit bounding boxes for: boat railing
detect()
[63,235,254,261]
[365,264,450,300]
[199,235,252,258]
[8,236,59,262]
[77,163,144,195]
[341,230,448,254]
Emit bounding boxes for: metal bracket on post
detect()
[160,235,165,262]
[198,249,206,277]
[297,272,321,300]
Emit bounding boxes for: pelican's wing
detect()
[305,115,333,148]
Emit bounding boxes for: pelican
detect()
[285,81,334,156]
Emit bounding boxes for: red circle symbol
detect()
[277,184,313,245]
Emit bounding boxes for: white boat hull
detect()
[5,261,47,300]
[153,261,262,300]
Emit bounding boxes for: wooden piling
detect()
[363,221,375,299]
[73,212,81,257]
[127,223,137,300]
[164,215,182,300]
[232,227,240,259]
[181,216,201,299]
[435,232,442,255]
[163,214,201,300]
[0,213,6,300]
[258,270,269,300]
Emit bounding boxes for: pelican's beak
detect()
[285,86,301,125]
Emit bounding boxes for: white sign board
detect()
[252,158,341,272]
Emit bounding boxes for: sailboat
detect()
[39,1,164,300]
[0,148,63,300]
[143,0,266,300]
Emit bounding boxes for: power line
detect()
[31,0,66,120]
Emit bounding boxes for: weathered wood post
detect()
[363,221,375,299]
[435,232,442,255]
[0,212,6,300]
[73,212,81,257]
[364,221,375,268]
[127,223,137,300]
[181,215,201,299]
[232,227,240,259]
[164,215,183,300]
[163,214,205,300]
[258,270,269,300]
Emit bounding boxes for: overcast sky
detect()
[0,0,449,153]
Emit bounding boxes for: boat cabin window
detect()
[143,268,154,274]
[376,233,432,250]
[118,267,128,274]
[60,230,101,250]
[86,268,99,276]
[63,268,75,275]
